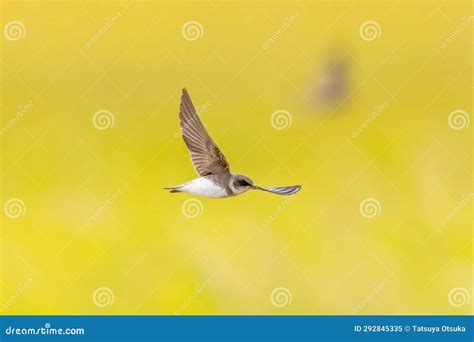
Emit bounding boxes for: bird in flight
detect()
[165,89,301,198]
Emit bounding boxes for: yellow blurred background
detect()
[1,0,472,315]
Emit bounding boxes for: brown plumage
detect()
[179,88,230,176]
[165,89,302,198]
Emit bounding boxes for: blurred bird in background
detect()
[314,51,351,112]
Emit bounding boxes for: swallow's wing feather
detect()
[179,88,230,176]
[253,185,301,196]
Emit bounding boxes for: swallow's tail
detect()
[251,185,301,196]
[164,186,183,193]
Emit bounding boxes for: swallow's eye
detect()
[237,179,250,187]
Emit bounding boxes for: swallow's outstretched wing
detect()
[179,88,230,176]
[252,185,301,196]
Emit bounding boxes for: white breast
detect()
[179,177,229,198]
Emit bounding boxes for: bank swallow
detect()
[165,89,301,199]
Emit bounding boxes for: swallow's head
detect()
[230,174,254,195]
